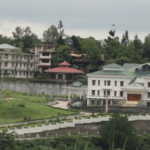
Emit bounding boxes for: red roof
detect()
[45,67,84,74]
[59,61,71,66]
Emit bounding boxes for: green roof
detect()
[103,63,122,69]
[72,81,83,87]
[88,63,150,77]
[89,69,134,76]
[123,63,140,68]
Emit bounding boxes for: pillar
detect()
[110,99,112,105]
[68,89,70,102]
[87,98,89,106]
[56,74,58,79]
[101,99,103,106]
[80,90,81,99]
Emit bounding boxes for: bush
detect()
[18,103,25,107]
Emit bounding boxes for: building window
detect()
[120,81,124,86]
[12,71,13,75]
[30,72,32,76]
[12,63,14,67]
[114,91,117,96]
[24,72,25,76]
[24,55,26,59]
[148,82,150,87]
[91,100,95,105]
[42,59,49,63]
[24,64,26,68]
[20,63,22,67]
[120,91,123,96]
[97,100,100,105]
[97,90,100,95]
[42,53,49,56]
[148,92,150,97]
[5,54,8,59]
[58,74,63,79]
[104,90,110,96]
[20,72,21,76]
[30,64,32,68]
[12,55,14,59]
[98,80,100,85]
[5,62,7,67]
[92,80,96,85]
[31,56,33,60]
[115,81,117,86]
[92,90,95,95]
[104,80,111,86]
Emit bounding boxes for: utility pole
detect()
[105,95,108,113]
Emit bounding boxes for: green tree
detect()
[57,20,65,45]
[0,132,15,150]
[100,113,137,150]
[71,35,81,53]
[43,25,58,44]
[0,35,12,44]
[142,34,150,60]
[53,45,71,66]
[82,37,103,70]
[12,26,40,51]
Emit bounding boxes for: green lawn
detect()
[0,100,78,124]
[9,91,49,103]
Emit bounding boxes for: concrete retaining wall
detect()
[72,106,150,114]
[0,82,87,96]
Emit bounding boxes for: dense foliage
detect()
[0,134,150,150]
[100,113,137,150]
[1,21,150,69]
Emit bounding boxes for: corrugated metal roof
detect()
[0,44,18,50]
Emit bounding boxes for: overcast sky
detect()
[0,0,150,41]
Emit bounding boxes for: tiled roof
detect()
[45,67,84,74]
[59,61,71,66]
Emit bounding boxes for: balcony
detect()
[38,63,51,67]
[39,56,52,60]
[38,49,55,53]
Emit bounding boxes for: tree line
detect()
[1,20,150,69]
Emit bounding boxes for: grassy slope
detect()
[0,100,76,124]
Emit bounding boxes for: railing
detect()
[7,114,150,135]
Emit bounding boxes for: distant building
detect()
[87,63,150,107]
[0,44,34,78]
[30,44,57,73]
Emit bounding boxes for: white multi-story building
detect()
[0,44,35,78]
[30,44,57,73]
[87,63,150,106]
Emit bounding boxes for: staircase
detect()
[122,101,138,107]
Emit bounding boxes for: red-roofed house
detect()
[45,61,84,82]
